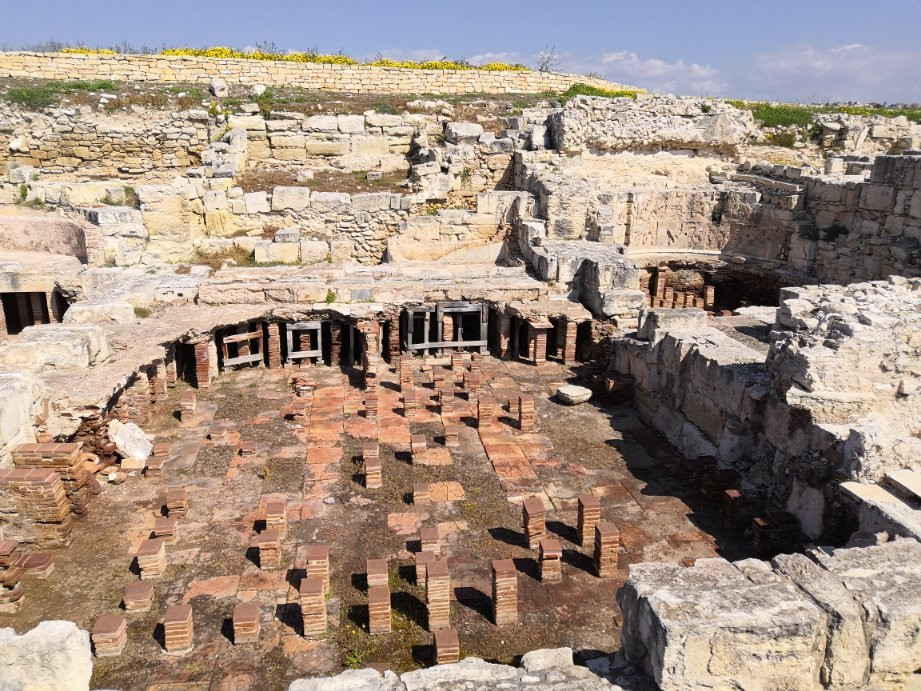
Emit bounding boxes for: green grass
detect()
[728,100,921,126]
[4,79,119,109]
[559,82,641,104]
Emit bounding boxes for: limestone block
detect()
[337,114,365,133]
[271,186,311,211]
[637,309,708,342]
[330,239,354,263]
[209,78,229,97]
[269,133,306,148]
[254,241,299,264]
[62,302,135,325]
[859,184,895,212]
[351,135,390,155]
[299,240,329,264]
[202,190,228,212]
[311,192,351,208]
[108,419,153,465]
[273,147,308,161]
[303,115,339,132]
[351,192,393,212]
[0,373,45,463]
[0,324,111,369]
[243,191,270,214]
[227,114,265,131]
[304,139,350,156]
[0,621,92,691]
[445,122,484,143]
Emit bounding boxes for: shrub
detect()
[3,79,118,110]
[559,83,640,104]
[325,289,337,304]
[133,306,152,318]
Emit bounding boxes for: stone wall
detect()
[0,103,213,176]
[549,96,755,156]
[617,540,921,691]
[611,278,921,541]
[0,51,636,95]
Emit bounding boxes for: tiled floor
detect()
[0,355,753,689]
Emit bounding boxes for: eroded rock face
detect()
[0,620,93,691]
[288,650,624,690]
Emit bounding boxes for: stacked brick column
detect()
[366,558,388,588]
[300,576,326,637]
[491,559,517,625]
[12,442,92,515]
[363,442,382,489]
[434,628,460,664]
[577,494,601,547]
[0,469,73,548]
[328,322,342,365]
[523,498,546,549]
[561,319,578,364]
[387,317,401,362]
[232,602,260,644]
[593,522,619,578]
[518,395,535,431]
[305,544,330,596]
[477,395,498,428]
[539,538,562,582]
[426,559,451,630]
[368,585,391,634]
[192,338,211,389]
[529,324,549,364]
[163,604,194,653]
[266,323,282,369]
[497,312,511,359]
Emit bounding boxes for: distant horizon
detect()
[0,0,919,104]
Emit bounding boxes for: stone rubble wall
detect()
[0,51,636,95]
[617,540,921,691]
[611,278,921,540]
[0,103,213,177]
[549,96,755,156]
[813,113,921,156]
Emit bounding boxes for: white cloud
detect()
[596,51,723,95]
[735,43,921,103]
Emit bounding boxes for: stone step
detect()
[840,481,901,505]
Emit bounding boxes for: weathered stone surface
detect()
[272,186,311,212]
[556,384,592,405]
[108,419,153,464]
[0,620,92,691]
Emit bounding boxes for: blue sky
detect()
[1,0,919,103]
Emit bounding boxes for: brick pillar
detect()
[329,322,342,366]
[441,314,453,356]
[577,494,601,547]
[426,559,451,630]
[0,297,7,335]
[533,328,548,365]
[434,629,460,665]
[266,323,282,369]
[388,316,400,362]
[561,319,578,364]
[165,346,178,388]
[518,394,535,432]
[491,559,517,626]
[704,285,716,311]
[538,538,562,583]
[154,361,168,398]
[29,293,46,325]
[593,522,619,578]
[368,586,391,634]
[497,313,511,359]
[305,544,330,596]
[523,498,546,549]
[300,577,326,637]
[192,339,211,389]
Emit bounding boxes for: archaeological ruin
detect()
[0,48,919,690]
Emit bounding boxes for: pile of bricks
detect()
[148,442,171,475]
[232,602,260,644]
[92,615,127,657]
[363,443,382,489]
[364,392,378,420]
[438,383,455,410]
[426,559,451,630]
[300,576,326,637]
[518,395,536,432]
[539,538,562,582]
[593,522,620,578]
[152,516,178,545]
[491,559,517,625]
[399,356,413,388]
[577,494,601,547]
[163,604,194,653]
[305,544,330,595]
[19,552,54,578]
[464,372,482,401]
[434,628,460,665]
[450,353,465,374]
[265,500,287,537]
[179,392,197,422]
[12,443,92,515]
[165,489,188,518]
[367,558,388,588]
[368,585,391,634]
[256,529,282,570]
[137,538,167,579]
[122,581,154,612]
[0,469,74,548]
[523,498,547,549]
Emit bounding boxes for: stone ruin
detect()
[0,52,919,690]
